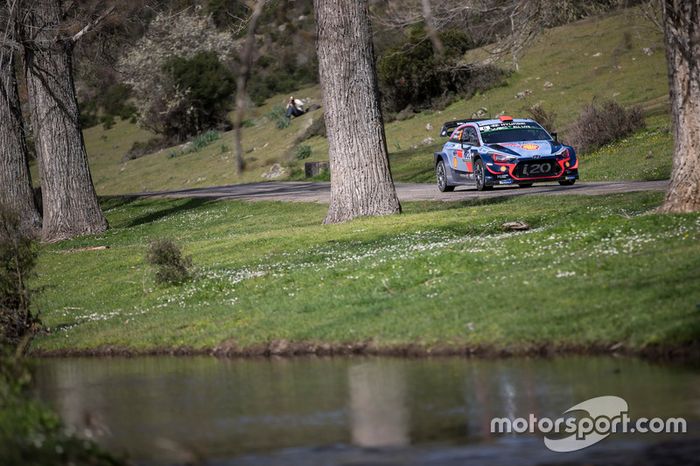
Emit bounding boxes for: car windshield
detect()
[480,126,551,144]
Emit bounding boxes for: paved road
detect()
[132,180,669,203]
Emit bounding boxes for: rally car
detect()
[434,116,579,192]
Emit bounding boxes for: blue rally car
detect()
[434,116,579,192]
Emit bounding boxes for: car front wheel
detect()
[436,161,455,192]
[474,159,492,191]
[559,180,576,186]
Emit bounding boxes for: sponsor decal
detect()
[522,143,540,150]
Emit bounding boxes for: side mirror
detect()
[551,132,559,142]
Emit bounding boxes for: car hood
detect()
[485,140,560,157]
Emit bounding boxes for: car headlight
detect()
[492,153,517,163]
[554,148,571,160]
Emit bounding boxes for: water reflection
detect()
[32,356,700,463]
[349,361,408,447]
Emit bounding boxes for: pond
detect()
[33,356,699,465]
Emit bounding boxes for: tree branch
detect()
[71,5,115,43]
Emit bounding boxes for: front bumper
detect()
[484,159,579,186]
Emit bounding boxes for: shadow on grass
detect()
[404,195,514,214]
[124,198,213,228]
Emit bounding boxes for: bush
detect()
[295,145,312,160]
[526,104,557,133]
[568,100,645,153]
[124,137,169,161]
[377,28,506,113]
[146,239,193,285]
[268,105,290,129]
[159,52,236,140]
[0,206,39,349]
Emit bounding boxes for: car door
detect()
[461,126,479,174]
[445,128,464,171]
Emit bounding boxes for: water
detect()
[33,356,699,465]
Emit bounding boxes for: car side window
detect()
[464,127,479,146]
[449,129,463,143]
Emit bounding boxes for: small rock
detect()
[426,123,433,132]
[592,52,602,57]
[471,107,488,118]
[543,81,554,89]
[642,47,653,56]
[502,221,530,231]
[277,24,287,32]
[269,339,290,355]
[261,163,288,179]
[422,137,435,145]
[515,89,532,99]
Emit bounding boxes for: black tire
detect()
[559,180,576,186]
[436,160,455,192]
[474,159,492,191]
[518,183,533,188]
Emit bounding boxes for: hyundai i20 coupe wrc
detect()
[434,116,579,192]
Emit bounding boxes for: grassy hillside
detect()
[68,6,671,195]
[31,192,700,354]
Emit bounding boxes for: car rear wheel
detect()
[474,159,492,191]
[436,161,455,192]
[559,180,576,186]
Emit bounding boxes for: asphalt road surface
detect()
[133,180,669,203]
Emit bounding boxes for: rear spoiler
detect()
[439,119,486,137]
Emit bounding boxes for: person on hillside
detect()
[286,96,305,118]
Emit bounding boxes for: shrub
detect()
[146,239,193,285]
[567,100,645,153]
[377,28,506,113]
[526,104,557,133]
[268,105,290,129]
[295,145,312,160]
[159,52,236,140]
[0,206,39,349]
[124,137,169,161]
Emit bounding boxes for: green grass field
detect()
[31,193,700,354]
[55,5,671,195]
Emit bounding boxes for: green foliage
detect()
[207,0,248,29]
[146,239,193,285]
[377,28,506,113]
[124,137,169,161]
[168,131,222,158]
[79,84,137,130]
[0,207,39,348]
[268,105,290,129]
[0,353,124,466]
[162,51,236,140]
[295,144,312,160]
[568,100,645,153]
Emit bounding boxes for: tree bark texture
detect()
[314,0,401,224]
[660,0,700,212]
[23,0,107,241]
[1,39,41,235]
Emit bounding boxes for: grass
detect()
[41,5,670,196]
[31,193,700,353]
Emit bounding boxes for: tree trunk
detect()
[23,0,108,241]
[421,0,444,56]
[0,42,41,235]
[659,0,700,213]
[233,0,267,175]
[314,0,401,224]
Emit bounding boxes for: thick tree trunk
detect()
[659,0,700,213]
[23,0,107,241]
[314,0,401,224]
[0,45,41,235]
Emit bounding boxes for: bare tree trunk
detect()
[421,0,444,56]
[314,0,401,224]
[233,0,266,175]
[0,18,41,235]
[659,0,700,213]
[23,0,107,241]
